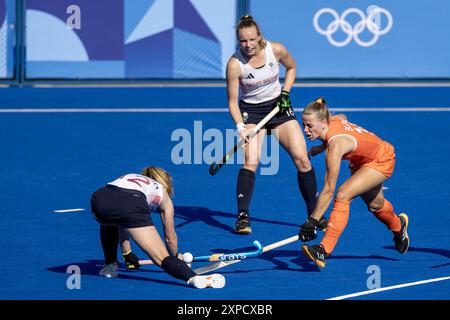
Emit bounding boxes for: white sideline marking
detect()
[0,107,450,113]
[0,108,228,113]
[327,276,450,300]
[330,107,450,112]
[53,208,85,213]
[31,82,450,88]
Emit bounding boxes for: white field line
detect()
[53,208,86,213]
[30,82,450,88]
[327,276,450,300]
[0,107,450,113]
[0,108,228,113]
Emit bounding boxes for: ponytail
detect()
[236,14,266,49]
[316,97,326,105]
[303,97,330,122]
[141,166,174,198]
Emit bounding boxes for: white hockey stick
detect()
[209,106,280,175]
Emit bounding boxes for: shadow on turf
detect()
[46,259,187,287]
[383,246,450,268]
[202,249,320,274]
[202,248,400,274]
[174,206,298,234]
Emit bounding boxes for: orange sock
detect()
[320,199,350,255]
[372,199,401,232]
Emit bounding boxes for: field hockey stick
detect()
[209,105,280,176]
[191,240,263,262]
[138,240,263,265]
[193,235,299,275]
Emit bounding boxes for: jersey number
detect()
[343,120,370,134]
[127,177,150,187]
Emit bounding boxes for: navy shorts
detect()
[239,96,297,129]
[90,185,154,228]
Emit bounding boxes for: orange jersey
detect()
[324,116,395,176]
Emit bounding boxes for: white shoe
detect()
[99,262,118,278]
[188,274,225,289]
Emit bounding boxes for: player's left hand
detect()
[277,90,291,113]
[122,251,141,269]
[308,144,326,157]
[298,217,319,242]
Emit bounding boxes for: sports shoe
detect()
[99,262,118,278]
[235,211,251,234]
[301,244,328,268]
[188,274,226,289]
[393,213,409,254]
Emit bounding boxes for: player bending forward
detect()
[90,166,225,288]
[298,98,410,268]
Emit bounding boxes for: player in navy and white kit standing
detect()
[227,15,325,234]
[90,166,225,289]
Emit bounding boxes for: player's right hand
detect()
[237,123,251,145]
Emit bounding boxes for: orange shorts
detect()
[349,142,396,177]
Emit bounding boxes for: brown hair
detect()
[141,166,174,198]
[302,97,331,122]
[236,14,266,49]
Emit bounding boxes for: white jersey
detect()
[234,41,281,104]
[108,174,163,211]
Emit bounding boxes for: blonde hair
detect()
[302,97,330,122]
[141,166,174,198]
[236,14,267,49]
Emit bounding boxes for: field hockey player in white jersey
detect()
[226,15,326,234]
[90,166,225,289]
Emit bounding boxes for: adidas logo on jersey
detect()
[245,73,255,79]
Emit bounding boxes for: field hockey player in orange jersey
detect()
[298,97,410,268]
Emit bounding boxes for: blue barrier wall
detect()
[25,0,237,79]
[251,0,450,78]
[1,1,450,81]
[0,0,15,79]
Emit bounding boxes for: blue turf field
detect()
[0,86,449,300]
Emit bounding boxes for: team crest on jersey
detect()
[242,112,249,123]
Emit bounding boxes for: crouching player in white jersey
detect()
[226,15,326,234]
[90,166,225,289]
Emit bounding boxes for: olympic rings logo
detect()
[313,7,393,47]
